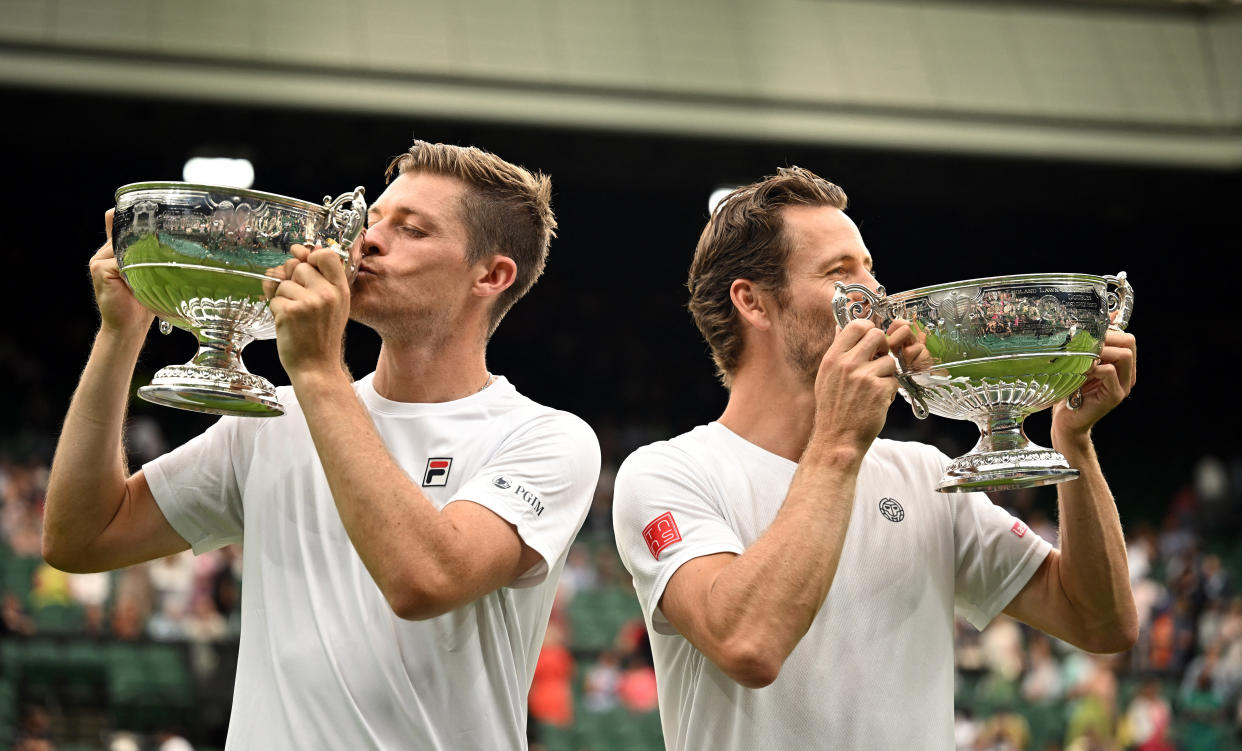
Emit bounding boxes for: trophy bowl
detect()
[833,272,1134,493]
[112,182,367,417]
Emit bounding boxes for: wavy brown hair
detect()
[386,141,557,336]
[688,166,848,387]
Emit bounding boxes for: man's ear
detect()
[473,254,518,299]
[730,279,773,332]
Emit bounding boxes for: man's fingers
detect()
[829,318,876,353]
[309,247,349,288]
[290,244,311,262]
[1103,329,1137,389]
[104,208,114,241]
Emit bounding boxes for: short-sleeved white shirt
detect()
[612,422,1051,751]
[144,374,600,750]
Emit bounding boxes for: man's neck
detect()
[371,335,492,404]
[717,364,817,463]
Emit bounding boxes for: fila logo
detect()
[422,458,452,487]
[642,512,682,560]
[1011,520,1028,538]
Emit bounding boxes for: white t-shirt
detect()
[144,374,600,750]
[612,422,1051,751]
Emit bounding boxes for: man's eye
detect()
[401,226,427,237]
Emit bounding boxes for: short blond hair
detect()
[386,141,557,335]
[688,166,848,386]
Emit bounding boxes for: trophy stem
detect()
[137,327,284,417]
[935,410,1080,493]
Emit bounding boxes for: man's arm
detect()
[43,211,189,573]
[1003,326,1139,653]
[265,248,548,620]
[656,320,912,688]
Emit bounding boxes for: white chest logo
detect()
[878,498,904,522]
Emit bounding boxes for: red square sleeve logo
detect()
[642,512,682,561]
[1011,520,1028,538]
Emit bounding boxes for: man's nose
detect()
[360,225,382,256]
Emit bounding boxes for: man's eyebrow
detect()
[368,205,440,227]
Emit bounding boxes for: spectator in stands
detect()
[183,592,228,643]
[1065,654,1119,749]
[616,651,658,714]
[529,621,575,728]
[1019,632,1063,705]
[0,592,35,636]
[1123,678,1173,751]
[582,649,623,713]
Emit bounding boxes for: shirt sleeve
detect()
[951,468,1053,630]
[612,443,746,636]
[142,415,255,554]
[452,411,600,589]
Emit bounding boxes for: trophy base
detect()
[937,446,1079,493]
[138,365,284,417]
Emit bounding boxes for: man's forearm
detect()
[44,327,146,561]
[291,369,474,617]
[1053,433,1138,648]
[691,442,863,683]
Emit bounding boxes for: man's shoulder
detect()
[617,424,720,482]
[867,437,948,467]
[484,384,600,458]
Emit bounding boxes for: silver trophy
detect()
[833,273,1134,493]
[112,182,367,417]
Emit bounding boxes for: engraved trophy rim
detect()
[116,181,328,213]
[883,272,1112,303]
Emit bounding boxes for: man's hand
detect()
[886,318,934,373]
[90,209,154,335]
[810,318,901,454]
[1051,324,1137,443]
[263,245,352,380]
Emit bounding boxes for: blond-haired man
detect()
[45,141,600,748]
[613,166,1137,750]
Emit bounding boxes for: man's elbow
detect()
[41,534,90,575]
[716,641,784,689]
[1089,622,1139,654]
[1072,618,1139,655]
[384,575,461,621]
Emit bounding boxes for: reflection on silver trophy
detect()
[833,273,1134,493]
[112,182,368,417]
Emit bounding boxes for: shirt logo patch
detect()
[1011,520,1028,538]
[422,458,452,487]
[642,512,682,560]
[492,476,545,516]
[879,498,904,522]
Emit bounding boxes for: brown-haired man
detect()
[613,166,1137,750]
[44,141,600,748]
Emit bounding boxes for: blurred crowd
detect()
[4,437,1242,751]
[1,456,242,648]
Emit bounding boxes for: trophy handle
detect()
[1066,272,1134,409]
[1104,271,1134,331]
[832,282,887,329]
[322,186,368,247]
[832,282,930,420]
